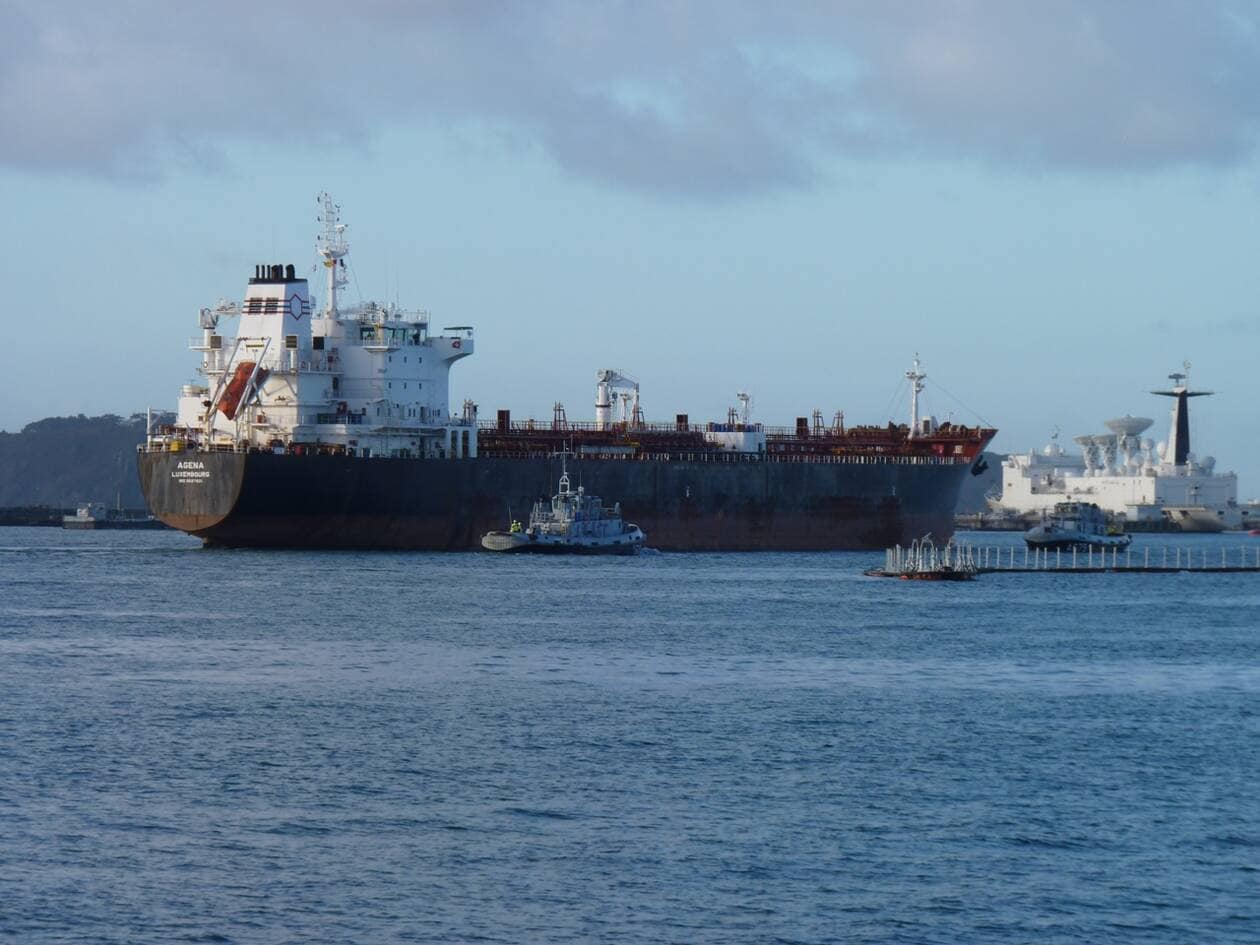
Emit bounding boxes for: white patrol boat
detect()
[1024,501,1132,552]
[481,459,646,555]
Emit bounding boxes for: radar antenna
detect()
[736,391,752,425]
[316,192,349,318]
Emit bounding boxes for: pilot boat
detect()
[1024,501,1132,551]
[481,460,646,554]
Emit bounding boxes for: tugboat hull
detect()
[480,531,643,555]
[1024,535,1132,552]
[1023,501,1131,553]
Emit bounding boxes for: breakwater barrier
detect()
[960,543,1259,574]
[872,539,1260,579]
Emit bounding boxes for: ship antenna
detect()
[556,441,571,496]
[316,192,349,318]
[906,353,926,439]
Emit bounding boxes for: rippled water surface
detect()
[2,528,1258,944]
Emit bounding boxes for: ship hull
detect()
[1024,535,1131,552]
[138,452,976,551]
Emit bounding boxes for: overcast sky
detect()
[3,1,1259,492]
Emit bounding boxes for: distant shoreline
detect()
[0,506,72,526]
[0,506,153,527]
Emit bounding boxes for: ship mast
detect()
[316,192,349,318]
[906,354,926,438]
[1152,360,1212,467]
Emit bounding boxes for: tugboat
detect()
[1024,501,1131,552]
[481,459,646,554]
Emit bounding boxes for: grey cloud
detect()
[835,2,1260,169]
[2,1,1258,194]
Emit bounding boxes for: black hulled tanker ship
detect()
[138,197,994,550]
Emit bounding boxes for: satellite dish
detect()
[1104,415,1154,437]
[1073,435,1094,447]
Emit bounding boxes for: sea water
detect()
[1,527,1257,944]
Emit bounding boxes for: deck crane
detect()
[595,369,642,430]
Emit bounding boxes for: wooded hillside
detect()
[0,415,152,508]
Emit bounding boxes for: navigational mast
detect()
[316,192,349,318]
[906,354,926,438]
[1152,360,1212,467]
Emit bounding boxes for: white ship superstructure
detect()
[997,365,1239,528]
[169,194,476,459]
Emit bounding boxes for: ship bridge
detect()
[166,197,478,460]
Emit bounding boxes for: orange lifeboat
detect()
[217,362,268,420]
